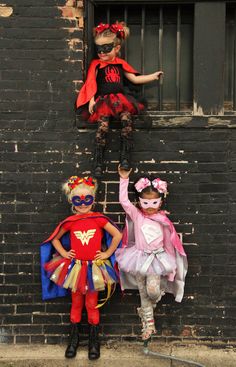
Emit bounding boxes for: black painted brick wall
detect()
[1,1,236,344]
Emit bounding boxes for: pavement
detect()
[0,341,236,367]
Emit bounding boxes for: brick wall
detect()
[0,1,236,344]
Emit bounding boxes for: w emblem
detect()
[74,229,96,245]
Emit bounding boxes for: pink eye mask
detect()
[139,197,162,209]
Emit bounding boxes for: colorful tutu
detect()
[115,246,176,276]
[88,93,145,123]
[44,255,119,299]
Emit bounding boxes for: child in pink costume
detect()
[116,167,188,340]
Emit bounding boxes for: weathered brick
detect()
[0,0,236,346]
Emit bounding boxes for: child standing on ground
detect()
[76,22,163,177]
[116,167,187,341]
[40,176,122,360]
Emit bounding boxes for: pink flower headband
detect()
[134,177,168,197]
[94,22,125,39]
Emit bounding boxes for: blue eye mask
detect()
[72,195,94,207]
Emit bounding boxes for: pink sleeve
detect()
[119,178,139,221]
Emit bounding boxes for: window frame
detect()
[82,0,229,119]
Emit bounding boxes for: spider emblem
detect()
[105,66,121,83]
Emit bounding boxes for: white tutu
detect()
[115,246,176,276]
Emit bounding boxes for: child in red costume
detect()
[76,22,163,177]
[42,176,122,360]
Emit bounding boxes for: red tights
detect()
[70,290,99,325]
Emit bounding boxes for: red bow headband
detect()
[67,176,96,191]
[95,22,125,39]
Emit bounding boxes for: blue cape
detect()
[40,214,121,300]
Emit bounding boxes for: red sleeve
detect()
[62,222,71,231]
[94,217,109,228]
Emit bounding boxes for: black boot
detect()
[65,323,80,359]
[120,136,133,171]
[94,145,105,178]
[88,324,100,360]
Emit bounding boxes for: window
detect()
[225,4,236,112]
[92,4,193,112]
[83,1,227,117]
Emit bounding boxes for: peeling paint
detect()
[140,159,156,163]
[59,5,82,20]
[194,101,225,116]
[187,295,195,300]
[0,4,13,17]
[58,1,84,59]
[158,116,192,126]
[68,38,82,51]
[160,160,188,164]
[193,101,204,116]
[208,117,231,126]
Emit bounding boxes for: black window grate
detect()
[225,5,236,111]
[94,4,194,112]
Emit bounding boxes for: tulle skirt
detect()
[115,246,176,276]
[88,93,145,122]
[44,255,119,295]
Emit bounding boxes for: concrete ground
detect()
[0,341,236,367]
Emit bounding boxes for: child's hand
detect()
[94,250,109,260]
[118,164,132,179]
[64,249,76,259]
[153,71,164,80]
[89,98,96,114]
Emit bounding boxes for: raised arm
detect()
[124,70,163,85]
[118,166,139,221]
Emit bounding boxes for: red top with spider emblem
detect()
[76,58,145,123]
[96,65,124,96]
[76,58,138,108]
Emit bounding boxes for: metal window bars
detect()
[95,4,193,112]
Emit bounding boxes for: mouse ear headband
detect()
[94,22,125,39]
[134,177,168,197]
[67,176,96,191]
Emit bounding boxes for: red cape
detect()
[43,212,108,243]
[76,57,139,109]
[40,212,121,300]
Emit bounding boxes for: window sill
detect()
[75,112,236,129]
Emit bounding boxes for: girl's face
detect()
[71,187,95,215]
[139,191,162,216]
[95,36,121,62]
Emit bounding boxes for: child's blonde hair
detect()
[93,21,129,46]
[62,176,98,204]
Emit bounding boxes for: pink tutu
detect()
[115,246,176,276]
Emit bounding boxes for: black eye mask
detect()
[95,42,114,54]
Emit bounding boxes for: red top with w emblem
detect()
[62,216,108,260]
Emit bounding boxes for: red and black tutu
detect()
[76,58,147,123]
[88,93,145,123]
